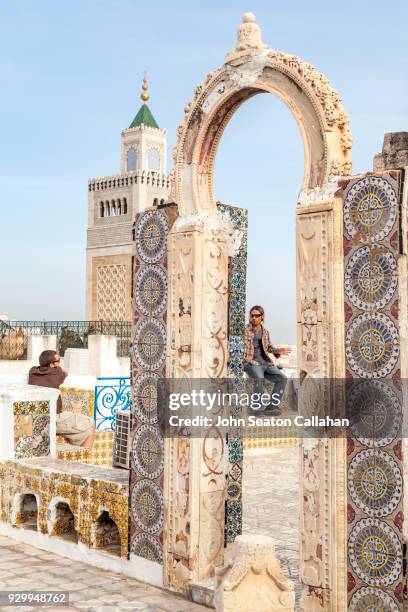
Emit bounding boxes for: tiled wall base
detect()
[57,432,113,466]
[0,457,128,557]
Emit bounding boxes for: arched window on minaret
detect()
[153,198,158,207]
[117,199,121,215]
[111,200,116,216]
[105,201,110,216]
[148,148,160,171]
[100,202,104,217]
[127,147,137,172]
[123,198,128,214]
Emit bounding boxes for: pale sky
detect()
[1,1,407,343]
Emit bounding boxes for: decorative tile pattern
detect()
[0,458,128,557]
[13,401,50,459]
[345,244,398,311]
[345,312,400,378]
[349,586,400,611]
[217,203,248,545]
[348,518,402,586]
[348,380,402,447]
[348,449,402,517]
[57,431,113,466]
[135,210,169,264]
[130,205,178,564]
[134,265,168,317]
[60,387,95,419]
[343,171,403,610]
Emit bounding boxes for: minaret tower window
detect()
[148,148,160,171]
[127,147,138,172]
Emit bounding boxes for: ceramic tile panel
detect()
[57,431,113,466]
[129,205,178,564]
[217,203,248,545]
[60,387,95,419]
[343,171,404,610]
[13,401,50,459]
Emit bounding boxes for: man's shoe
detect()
[263,407,281,416]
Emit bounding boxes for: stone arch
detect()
[171,15,351,215]
[48,497,78,542]
[163,14,350,610]
[91,509,121,556]
[11,492,38,530]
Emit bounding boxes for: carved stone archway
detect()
[164,14,351,610]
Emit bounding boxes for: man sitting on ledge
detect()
[28,350,96,448]
[244,305,291,415]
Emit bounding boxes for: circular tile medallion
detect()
[349,587,399,612]
[133,372,159,423]
[348,518,402,586]
[133,319,166,371]
[134,265,167,317]
[131,479,164,534]
[136,210,168,264]
[130,533,163,563]
[131,424,164,479]
[344,175,397,242]
[345,244,397,310]
[345,312,399,378]
[348,380,401,447]
[348,449,402,517]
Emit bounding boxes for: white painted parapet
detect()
[26,335,57,363]
[63,349,90,376]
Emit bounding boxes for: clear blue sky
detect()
[1,1,407,342]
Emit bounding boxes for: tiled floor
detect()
[242,446,300,602]
[0,537,206,611]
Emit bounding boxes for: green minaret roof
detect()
[129,103,159,129]
[129,74,159,129]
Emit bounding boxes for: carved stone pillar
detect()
[297,195,347,611]
[164,212,229,590]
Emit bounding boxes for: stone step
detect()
[189,578,215,608]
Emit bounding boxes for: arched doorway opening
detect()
[50,501,78,542]
[92,510,121,556]
[13,493,38,530]
[165,13,351,608]
[214,92,303,597]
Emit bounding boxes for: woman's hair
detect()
[39,350,58,367]
[250,305,264,318]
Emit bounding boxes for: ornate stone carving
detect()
[165,215,228,589]
[167,14,350,610]
[213,534,295,611]
[234,13,267,52]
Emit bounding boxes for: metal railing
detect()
[0,320,132,360]
[94,377,131,431]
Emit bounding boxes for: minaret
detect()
[86,73,170,322]
[120,73,167,175]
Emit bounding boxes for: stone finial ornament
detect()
[213,534,295,611]
[140,71,149,102]
[235,12,267,52]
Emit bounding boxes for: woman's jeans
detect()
[244,361,287,409]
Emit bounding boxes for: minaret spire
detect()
[140,71,150,103]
